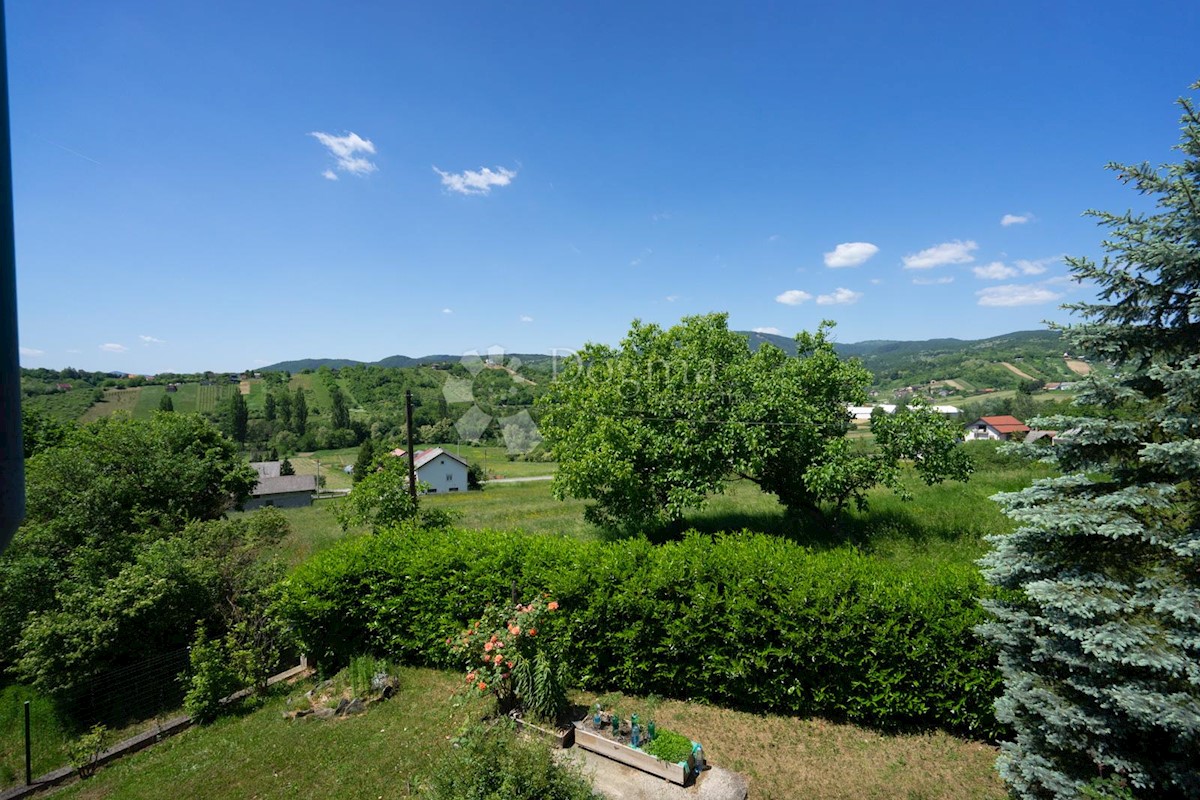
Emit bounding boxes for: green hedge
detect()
[275,526,1002,738]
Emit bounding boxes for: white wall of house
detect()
[966,423,1003,441]
[416,456,469,493]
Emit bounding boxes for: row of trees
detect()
[538,315,972,532]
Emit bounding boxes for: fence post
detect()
[24,700,31,785]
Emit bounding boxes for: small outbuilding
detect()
[243,461,317,509]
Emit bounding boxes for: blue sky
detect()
[9,1,1200,373]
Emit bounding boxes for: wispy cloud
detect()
[824,242,879,268]
[976,284,1063,307]
[753,326,783,335]
[776,289,813,306]
[816,287,862,305]
[651,212,673,222]
[310,131,378,177]
[630,248,653,267]
[19,346,44,357]
[433,165,517,196]
[767,234,781,242]
[1001,213,1032,226]
[99,343,127,353]
[139,334,165,345]
[1015,256,1060,275]
[665,294,680,303]
[520,315,534,323]
[913,276,954,285]
[973,261,1018,280]
[442,308,453,314]
[974,256,1059,280]
[322,169,338,181]
[903,239,977,269]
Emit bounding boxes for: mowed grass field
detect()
[48,668,1005,800]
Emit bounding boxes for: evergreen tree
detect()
[293,388,308,436]
[159,393,173,413]
[264,392,276,422]
[229,390,248,443]
[978,82,1200,799]
[279,457,295,476]
[352,438,375,483]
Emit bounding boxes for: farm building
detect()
[389,447,471,492]
[965,415,1031,442]
[243,461,317,509]
[847,404,961,421]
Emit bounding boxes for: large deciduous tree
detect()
[977,82,1200,799]
[538,314,970,532]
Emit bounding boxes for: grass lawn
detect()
[49,668,1005,800]
[0,684,72,786]
[22,388,97,423]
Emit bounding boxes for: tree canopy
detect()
[0,413,258,682]
[978,81,1200,799]
[538,314,971,532]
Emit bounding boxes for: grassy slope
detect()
[22,388,97,423]
[51,668,1004,800]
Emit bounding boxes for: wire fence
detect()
[60,649,191,729]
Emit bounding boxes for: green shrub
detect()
[65,723,108,779]
[182,626,240,723]
[277,525,1001,737]
[423,723,598,800]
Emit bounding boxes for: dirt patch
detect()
[1064,359,1092,376]
[940,379,966,391]
[999,361,1036,381]
[239,380,251,395]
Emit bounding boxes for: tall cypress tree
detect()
[293,388,308,436]
[352,438,375,483]
[978,82,1200,799]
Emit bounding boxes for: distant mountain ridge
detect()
[262,330,1064,375]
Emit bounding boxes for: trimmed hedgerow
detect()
[275,526,1002,738]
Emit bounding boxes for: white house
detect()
[413,447,470,493]
[965,415,1031,442]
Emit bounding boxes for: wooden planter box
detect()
[572,721,694,785]
[513,717,574,749]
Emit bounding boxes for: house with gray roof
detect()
[244,461,317,509]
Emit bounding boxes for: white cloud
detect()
[767,234,781,242]
[322,169,338,181]
[19,346,44,357]
[973,261,1018,280]
[1015,256,1059,275]
[976,284,1064,307]
[433,165,517,196]
[775,289,813,305]
[665,294,680,303]
[66,348,81,354]
[1001,213,1032,226]
[139,334,165,344]
[824,242,879,268]
[869,278,883,285]
[753,326,783,335]
[651,212,672,222]
[630,248,653,267]
[310,131,378,177]
[99,343,127,353]
[816,287,863,305]
[520,315,534,323]
[903,239,978,269]
[913,276,954,285]
[442,308,453,314]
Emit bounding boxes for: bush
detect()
[277,526,1002,737]
[182,626,240,723]
[643,728,693,763]
[423,723,599,800]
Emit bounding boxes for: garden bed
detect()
[572,720,694,785]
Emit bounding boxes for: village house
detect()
[389,447,471,492]
[243,461,317,509]
[965,415,1031,442]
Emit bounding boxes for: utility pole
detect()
[405,390,417,499]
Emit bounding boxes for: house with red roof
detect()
[965,415,1031,441]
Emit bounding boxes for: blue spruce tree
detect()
[978,82,1200,799]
